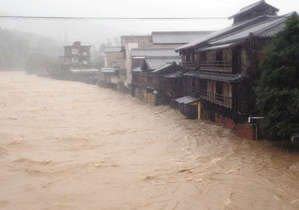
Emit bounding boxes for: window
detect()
[241,49,248,69]
[216,82,224,102]
[216,82,223,95]
[191,78,196,92]
[216,50,223,63]
[185,54,191,63]
[200,52,207,64]
[200,80,208,96]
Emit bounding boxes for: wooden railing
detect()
[199,90,232,109]
[200,61,232,73]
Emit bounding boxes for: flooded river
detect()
[0,71,298,210]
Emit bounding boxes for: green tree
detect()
[256,14,299,140]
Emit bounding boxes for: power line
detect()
[0,15,228,20]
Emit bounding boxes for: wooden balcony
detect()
[199,90,232,109]
[182,62,198,70]
[199,61,232,73]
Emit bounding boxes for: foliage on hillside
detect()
[0,28,61,71]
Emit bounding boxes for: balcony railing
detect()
[200,61,232,73]
[199,90,232,109]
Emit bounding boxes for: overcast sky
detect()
[0,0,298,45]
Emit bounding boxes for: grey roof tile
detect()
[229,0,278,19]
[151,31,213,44]
[145,58,180,70]
[131,48,179,57]
[184,71,243,83]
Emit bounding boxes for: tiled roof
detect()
[197,43,235,52]
[151,63,176,73]
[145,58,181,70]
[211,14,292,45]
[229,0,278,19]
[151,31,213,44]
[131,48,179,58]
[177,12,295,51]
[184,71,244,83]
[176,15,267,51]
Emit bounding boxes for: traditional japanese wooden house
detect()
[176,0,295,138]
[131,48,181,104]
[149,62,182,105]
[159,70,185,106]
[124,31,212,90]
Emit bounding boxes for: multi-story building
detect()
[99,47,125,89]
[131,48,181,102]
[120,35,153,86]
[176,0,295,138]
[122,31,213,88]
[129,31,212,103]
[63,41,91,69]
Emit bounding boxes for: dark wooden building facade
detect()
[176,0,294,138]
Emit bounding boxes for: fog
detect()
[0,0,298,45]
[0,18,230,46]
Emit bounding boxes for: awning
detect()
[175,96,199,105]
[183,71,243,83]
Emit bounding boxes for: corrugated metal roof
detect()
[184,71,243,83]
[152,31,213,44]
[175,96,199,104]
[131,48,179,58]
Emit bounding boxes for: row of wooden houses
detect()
[99,0,295,140]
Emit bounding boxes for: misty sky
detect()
[0,0,298,46]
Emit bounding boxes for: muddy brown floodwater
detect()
[0,71,298,210]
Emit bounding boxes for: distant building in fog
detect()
[99,47,125,89]
[99,31,213,91]
[63,41,91,68]
[123,31,213,87]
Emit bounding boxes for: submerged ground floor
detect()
[0,71,298,210]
